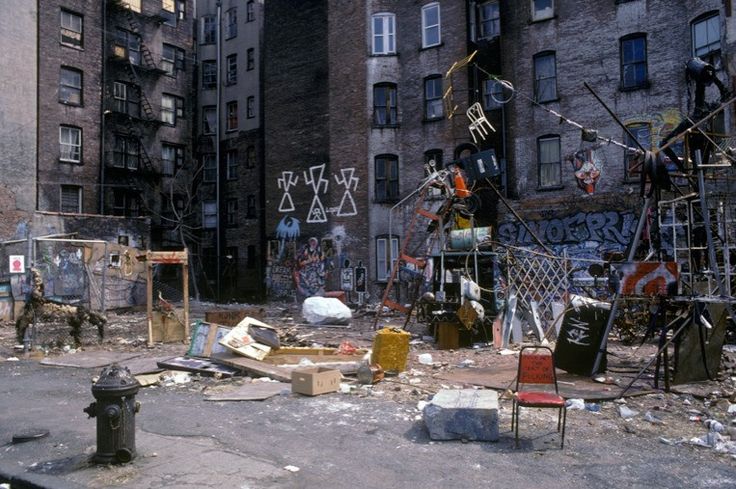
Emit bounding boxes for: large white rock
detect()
[302,297,352,325]
[423,389,499,441]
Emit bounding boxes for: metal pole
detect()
[101,242,107,312]
[215,1,222,301]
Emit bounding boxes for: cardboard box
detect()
[291,367,341,396]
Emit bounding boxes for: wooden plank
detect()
[148,250,188,264]
[146,260,154,346]
[211,352,293,382]
[205,382,289,401]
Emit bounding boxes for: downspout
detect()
[215,1,222,300]
[100,0,107,213]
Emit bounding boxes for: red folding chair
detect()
[511,346,567,448]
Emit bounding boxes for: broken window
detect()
[537,135,561,189]
[375,154,399,202]
[373,83,397,126]
[424,76,444,120]
[202,106,216,134]
[534,51,557,102]
[620,34,648,90]
[372,13,396,54]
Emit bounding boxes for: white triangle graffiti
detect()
[307,195,327,223]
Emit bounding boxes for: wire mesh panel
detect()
[505,247,569,327]
[34,240,90,306]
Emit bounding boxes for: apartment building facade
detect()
[195,0,264,300]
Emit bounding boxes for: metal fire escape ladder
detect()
[373,170,451,329]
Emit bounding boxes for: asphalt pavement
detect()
[1,358,735,489]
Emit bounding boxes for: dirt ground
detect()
[1,300,735,465]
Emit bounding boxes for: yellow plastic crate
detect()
[372,327,411,373]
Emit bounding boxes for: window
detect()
[373,83,397,126]
[247,96,255,118]
[114,29,140,65]
[424,149,443,170]
[422,3,441,48]
[692,12,720,64]
[113,190,140,217]
[372,13,396,54]
[177,0,186,20]
[226,149,238,179]
[376,235,399,282]
[375,154,399,202]
[424,76,444,120]
[201,16,216,44]
[246,195,256,218]
[620,34,648,90]
[538,135,561,188]
[203,201,217,228]
[60,9,83,48]
[202,154,217,182]
[246,48,254,71]
[113,134,140,170]
[161,94,183,125]
[246,0,255,22]
[226,199,237,225]
[226,54,237,84]
[624,123,651,180]
[483,79,504,110]
[162,143,183,176]
[59,126,81,163]
[161,44,185,75]
[162,0,176,26]
[121,0,141,13]
[534,51,557,102]
[202,60,216,89]
[226,8,237,38]
[478,1,500,39]
[532,0,554,22]
[246,145,256,168]
[59,67,82,105]
[202,106,216,134]
[113,82,140,117]
[225,101,238,131]
[60,185,82,213]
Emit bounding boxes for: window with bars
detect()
[373,83,397,126]
[60,9,83,48]
[372,13,396,54]
[60,185,82,213]
[375,154,399,202]
[59,67,82,105]
[59,125,81,163]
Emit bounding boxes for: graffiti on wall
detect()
[276,165,360,222]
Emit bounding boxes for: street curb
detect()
[0,463,86,489]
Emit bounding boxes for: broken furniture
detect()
[511,346,567,449]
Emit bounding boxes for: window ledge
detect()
[372,124,400,129]
[536,184,564,192]
[533,97,560,105]
[59,159,82,165]
[619,81,651,92]
[370,52,399,58]
[422,116,444,123]
[529,14,557,24]
[420,42,444,52]
[59,101,83,107]
[60,43,84,51]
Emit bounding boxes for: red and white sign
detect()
[9,255,25,274]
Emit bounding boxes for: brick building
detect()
[195,0,265,300]
[263,0,478,301]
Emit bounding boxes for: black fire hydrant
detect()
[83,363,141,464]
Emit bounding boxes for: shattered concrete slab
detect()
[423,389,499,441]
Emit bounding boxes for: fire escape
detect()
[104,0,168,217]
